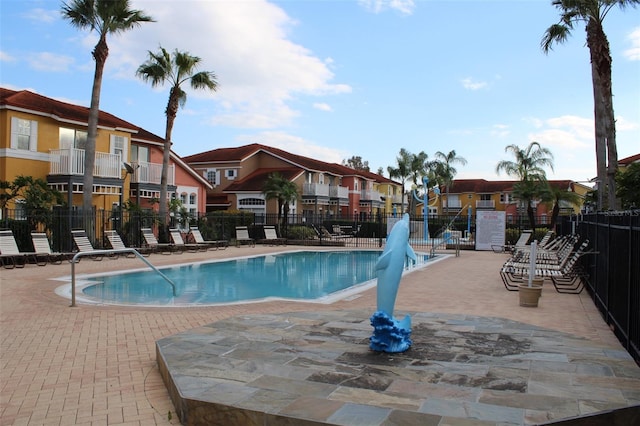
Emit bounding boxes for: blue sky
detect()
[1,0,638,184]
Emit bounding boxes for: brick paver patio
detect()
[0,246,635,425]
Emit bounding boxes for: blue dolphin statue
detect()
[376,213,417,318]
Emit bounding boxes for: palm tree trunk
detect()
[160,92,179,242]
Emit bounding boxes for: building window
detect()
[11,118,38,151]
[239,198,265,206]
[59,127,87,150]
[110,135,128,162]
[500,193,512,204]
[14,199,26,220]
[206,169,219,185]
[180,193,187,204]
[131,144,149,162]
[226,169,236,179]
[189,193,196,205]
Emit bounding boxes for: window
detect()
[206,169,219,185]
[189,193,196,205]
[11,117,38,151]
[226,169,236,179]
[59,127,87,149]
[238,198,265,206]
[131,144,149,162]
[500,193,512,204]
[110,135,128,162]
[180,193,187,204]
[14,199,26,220]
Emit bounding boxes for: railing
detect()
[361,189,382,201]
[329,185,349,199]
[442,200,462,209]
[303,183,330,197]
[49,148,121,178]
[130,161,175,185]
[70,248,176,307]
[476,200,496,209]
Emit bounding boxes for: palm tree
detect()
[387,149,411,214]
[541,183,583,229]
[136,47,218,241]
[431,150,467,215]
[61,0,153,214]
[541,0,639,211]
[262,173,299,228]
[496,142,555,231]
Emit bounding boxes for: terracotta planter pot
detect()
[518,283,542,307]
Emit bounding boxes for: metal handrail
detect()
[70,248,176,307]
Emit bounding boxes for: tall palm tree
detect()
[541,183,583,229]
[262,173,299,227]
[431,150,467,215]
[62,0,153,214]
[541,0,639,211]
[136,47,218,241]
[387,148,413,214]
[496,142,555,231]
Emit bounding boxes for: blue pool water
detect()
[78,250,435,306]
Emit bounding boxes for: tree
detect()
[541,0,639,211]
[262,173,299,228]
[62,0,153,213]
[137,46,218,241]
[495,142,555,231]
[616,162,640,209]
[387,149,427,214]
[541,183,583,229]
[430,150,467,215]
[342,156,370,171]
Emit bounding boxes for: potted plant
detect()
[518,240,543,307]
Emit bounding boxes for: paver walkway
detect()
[0,247,637,425]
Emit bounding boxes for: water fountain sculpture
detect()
[370,213,416,353]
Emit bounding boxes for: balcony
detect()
[361,189,382,202]
[303,183,330,197]
[329,185,349,199]
[49,148,121,178]
[130,161,175,186]
[476,200,496,209]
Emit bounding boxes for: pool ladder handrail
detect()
[70,248,177,307]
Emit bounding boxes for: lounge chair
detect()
[188,227,228,250]
[169,229,201,252]
[492,230,532,254]
[31,232,69,264]
[235,226,255,247]
[0,229,35,268]
[71,230,104,261]
[260,225,286,246]
[141,228,175,255]
[104,230,151,257]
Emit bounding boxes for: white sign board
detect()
[475,211,506,251]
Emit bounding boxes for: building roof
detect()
[447,179,579,194]
[225,167,304,192]
[619,153,640,166]
[183,143,401,185]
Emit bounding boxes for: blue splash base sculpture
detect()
[369,213,416,353]
[369,311,412,353]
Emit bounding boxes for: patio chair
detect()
[235,226,255,247]
[188,227,228,250]
[0,229,35,268]
[104,230,151,257]
[31,232,70,264]
[260,225,286,246]
[492,230,532,254]
[71,230,104,261]
[169,229,202,253]
[141,228,175,255]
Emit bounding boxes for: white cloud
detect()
[461,77,488,90]
[23,8,58,24]
[0,51,16,62]
[623,27,640,61]
[236,131,348,163]
[97,0,350,130]
[358,0,415,15]
[490,124,510,138]
[27,52,74,72]
[313,102,332,112]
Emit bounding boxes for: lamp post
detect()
[412,176,430,242]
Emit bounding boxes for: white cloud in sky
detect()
[23,8,58,24]
[461,77,488,90]
[358,0,415,15]
[236,131,348,163]
[97,0,351,130]
[0,51,16,62]
[490,124,510,138]
[313,102,332,112]
[27,52,74,72]
[623,27,640,61]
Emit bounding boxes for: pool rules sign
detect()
[475,211,506,251]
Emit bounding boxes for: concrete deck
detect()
[1,247,638,425]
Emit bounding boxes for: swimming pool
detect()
[65,250,440,306]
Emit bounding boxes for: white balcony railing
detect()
[443,199,463,209]
[476,200,496,209]
[303,183,330,197]
[130,161,175,186]
[329,185,349,199]
[49,148,121,178]
[361,189,382,201]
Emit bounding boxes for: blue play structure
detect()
[370,213,416,353]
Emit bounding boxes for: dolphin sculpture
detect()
[370,213,417,352]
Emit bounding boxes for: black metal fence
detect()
[560,212,640,364]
